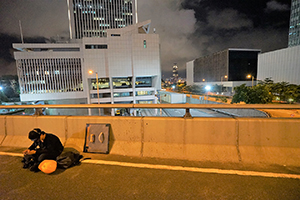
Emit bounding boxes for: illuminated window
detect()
[85,45,108,49]
[135,77,152,88]
[112,77,132,89]
[136,91,154,96]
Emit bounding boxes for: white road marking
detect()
[1,151,300,179]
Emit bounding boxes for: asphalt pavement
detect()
[1,146,300,200]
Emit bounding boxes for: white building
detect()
[289,0,300,47]
[258,45,300,85]
[13,20,161,115]
[67,0,138,39]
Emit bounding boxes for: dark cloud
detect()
[265,0,290,12]
[0,0,292,78]
[179,0,291,63]
[0,33,47,76]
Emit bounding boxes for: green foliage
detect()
[0,75,20,100]
[233,78,300,104]
[177,82,187,92]
[232,84,250,104]
[184,85,205,95]
[0,91,9,103]
[220,96,228,103]
[259,78,300,103]
[232,84,272,104]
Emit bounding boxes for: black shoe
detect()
[30,163,40,172]
[23,163,30,169]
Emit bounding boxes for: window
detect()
[85,44,108,49]
[90,93,111,98]
[113,92,133,97]
[136,91,154,96]
[135,77,152,88]
[91,78,110,89]
[111,34,121,37]
[112,77,132,88]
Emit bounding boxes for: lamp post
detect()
[88,70,100,115]
[205,85,211,102]
[246,74,254,87]
[221,75,228,92]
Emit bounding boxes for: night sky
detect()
[0,0,292,78]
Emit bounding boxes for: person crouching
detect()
[22,128,64,172]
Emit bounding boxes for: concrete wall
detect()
[1,115,300,166]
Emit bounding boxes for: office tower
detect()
[67,0,138,39]
[186,48,261,91]
[289,0,300,47]
[172,63,178,78]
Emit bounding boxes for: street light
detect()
[246,74,254,87]
[205,85,211,102]
[221,75,228,92]
[88,70,100,115]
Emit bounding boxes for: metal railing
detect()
[0,104,299,118]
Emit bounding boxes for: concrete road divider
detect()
[1,116,67,148]
[142,117,239,163]
[238,118,300,166]
[64,116,143,157]
[0,116,6,145]
[1,115,300,166]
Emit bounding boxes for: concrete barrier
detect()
[238,118,300,166]
[0,116,6,145]
[64,116,142,157]
[142,117,239,163]
[1,115,300,166]
[1,116,67,148]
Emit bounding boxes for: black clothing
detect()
[23,133,64,169]
[28,133,64,156]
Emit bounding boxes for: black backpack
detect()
[56,151,83,169]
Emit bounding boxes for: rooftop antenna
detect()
[19,20,24,44]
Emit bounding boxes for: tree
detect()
[185,85,205,95]
[212,84,222,93]
[0,91,9,103]
[231,84,250,103]
[232,84,272,104]
[177,82,186,93]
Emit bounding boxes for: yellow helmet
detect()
[38,160,57,174]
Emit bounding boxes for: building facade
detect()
[14,20,161,115]
[289,0,300,47]
[186,48,260,92]
[13,0,161,115]
[258,45,300,85]
[67,0,138,39]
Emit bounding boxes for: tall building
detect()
[172,63,178,78]
[258,45,300,85]
[67,0,138,39]
[13,1,161,116]
[186,48,261,92]
[289,0,300,47]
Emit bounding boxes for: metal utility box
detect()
[84,124,110,153]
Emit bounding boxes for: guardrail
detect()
[0,104,300,109]
[0,104,299,118]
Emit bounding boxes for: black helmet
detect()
[28,128,41,140]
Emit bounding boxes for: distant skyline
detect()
[0,0,292,78]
